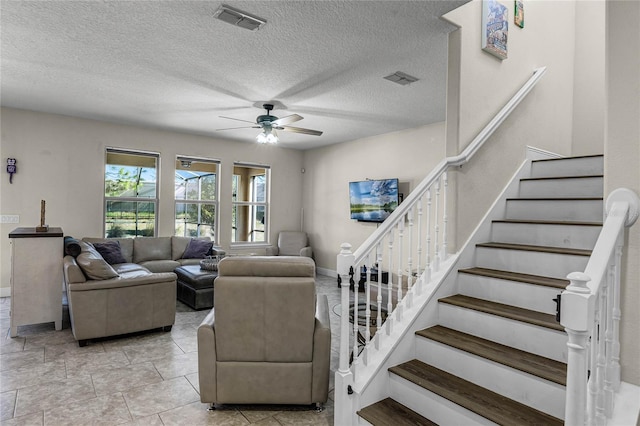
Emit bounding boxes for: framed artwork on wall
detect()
[481,0,509,60]
[515,0,524,28]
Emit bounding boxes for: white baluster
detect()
[562,272,593,426]
[425,189,432,284]
[406,207,414,308]
[386,230,394,334]
[433,177,441,272]
[396,219,403,322]
[415,198,423,295]
[604,262,615,417]
[442,172,448,261]
[352,262,359,368]
[375,244,383,348]
[611,244,623,391]
[595,284,607,425]
[363,253,373,365]
[335,243,355,423]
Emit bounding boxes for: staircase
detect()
[356,155,604,425]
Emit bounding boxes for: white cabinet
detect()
[9,227,63,337]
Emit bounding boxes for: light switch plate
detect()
[1,215,20,223]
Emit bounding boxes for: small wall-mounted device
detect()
[7,158,17,183]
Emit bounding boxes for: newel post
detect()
[335,243,355,425]
[562,272,595,426]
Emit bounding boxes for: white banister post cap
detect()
[562,272,595,330]
[337,243,355,276]
[606,188,640,227]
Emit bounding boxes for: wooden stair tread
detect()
[357,397,438,426]
[416,325,567,385]
[494,218,602,226]
[477,241,592,256]
[532,154,603,163]
[520,174,603,181]
[439,294,564,331]
[390,360,563,426]
[458,267,569,289]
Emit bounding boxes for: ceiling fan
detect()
[217,103,323,143]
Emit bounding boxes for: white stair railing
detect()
[334,66,547,425]
[562,188,639,426]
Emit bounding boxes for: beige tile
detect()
[185,372,200,394]
[252,416,284,425]
[14,376,95,418]
[125,414,164,425]
[0,337,25,355]
[0,349,43,372]
[64,350,131,378]
[122,376,199,418]
[0,360,66,393]
[171,336,198,353]
[44,393,132,425]
[0,390,16,421]
[273,405,334,426]
[122,340,185,365]
[23,330,76,351]
[159,401,249,425]
[238,408,283,424]
[0,411,43,426]
[91,362,163,396]
[102,331,174,352]
[44,340,105,362]
[152,351,198,380]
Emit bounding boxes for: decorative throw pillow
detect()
[93,240,127,265]
[182,238,213,259]
[64,236,82,257]
[76,242,119,280]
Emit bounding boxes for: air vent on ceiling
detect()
[214,4,266,31]
[384,71,419,86]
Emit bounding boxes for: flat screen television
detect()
[349,178,399,223]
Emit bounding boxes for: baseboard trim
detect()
[0,287,11,298]
[526,146,563,160]
[317,266,337,278]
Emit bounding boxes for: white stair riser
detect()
[475,246,589,279]
[389,374,494,426]
[491,222,601,250]
[415,338,566,419]
[531,157,603,178]
[458,274,561,315]
[519,177,603,198]
[438,303,567,362]
[505,199,603,222]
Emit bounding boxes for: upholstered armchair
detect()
[265,231,313,258]
[197,256,331,408]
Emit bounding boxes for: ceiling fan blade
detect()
[219,116,257,125]
[272,114,303,126]
[280,125,323,136]
[216,125,261,131]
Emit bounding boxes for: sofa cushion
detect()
[75,241,119,280]
[182,238,213,259]
[139,259,181,273]
[93,240,127,265]
[64,236,82,257]
[83,238,134,263]
[133,237,172,263]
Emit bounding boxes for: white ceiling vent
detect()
[384,71,419,86]
[214,5,266,31]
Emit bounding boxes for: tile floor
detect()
[0,274,346,425]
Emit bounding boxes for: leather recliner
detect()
[197,256,331,408]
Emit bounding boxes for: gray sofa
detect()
[63,236,220,346]
[197,256,331,408]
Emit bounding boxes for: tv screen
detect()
[349,178,399,223]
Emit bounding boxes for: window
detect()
[104,149,158,238]
[175,156,219,240]
[232,163,269,244]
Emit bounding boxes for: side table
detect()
[8,227,63,337]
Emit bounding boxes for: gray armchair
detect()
[197,256,331,408]
[265,231,313,257]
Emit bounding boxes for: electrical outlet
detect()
[1,215,19,224]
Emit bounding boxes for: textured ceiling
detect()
[1,1,469,150]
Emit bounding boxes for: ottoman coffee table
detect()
[175,265,217,310]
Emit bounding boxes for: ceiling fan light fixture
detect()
[256,128,278,144]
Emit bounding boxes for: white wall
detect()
[443,0,578,249]
[302,123,446,272]
[605,0,640,386]
[0,108,304,295]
